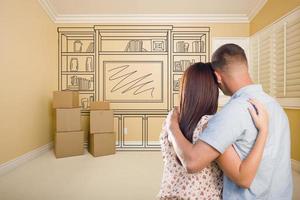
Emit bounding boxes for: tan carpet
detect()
[0,150,299,200]
[0,151,163,200]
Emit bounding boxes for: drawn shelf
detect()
[60,33,94,53]
[61,55,94,72]
[58,27,96,112]
[61,71,95,75]
[61,74,94,91]
[98,51,168,55]
[172,52,208,56]
[61,52,94,56]
[173,74,183,92]
[98,30,168,54]
[170,27,210,108]
[173,55,206,72]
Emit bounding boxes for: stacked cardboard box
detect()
[53,91,84,158]
[89,101,116,157]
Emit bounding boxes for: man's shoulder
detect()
[221,97,249,113]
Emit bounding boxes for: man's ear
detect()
[214,71,222,84]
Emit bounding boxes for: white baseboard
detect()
[0,143,53,176]
[292,159,300,173]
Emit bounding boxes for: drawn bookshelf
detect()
[58,27,96,112]
[58,26,210,150]
[171,27,210,108]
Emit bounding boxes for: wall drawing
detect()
[58,26,210,150]
[108,65,154,96]
[103,61,163,102]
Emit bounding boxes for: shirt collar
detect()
[231,84,263,99]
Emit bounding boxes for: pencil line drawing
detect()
[108,64,155,97]
[125,40,147,52]
[103,60,163,103]
[58,26,210,150]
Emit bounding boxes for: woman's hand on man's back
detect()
[248,99,269,133]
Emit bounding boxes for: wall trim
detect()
[54,14,249,24]
[277,98,300,109]
[292,159,300,173]
[38,0,265,24]
[248,0,268,21]
[44,14,249,24]
[0,143,53,176]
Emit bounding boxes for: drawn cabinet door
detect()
[122,115,144,147]
[114,115,121,147]
[146,115,166,147]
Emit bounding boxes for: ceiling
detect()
[39,0,268,23]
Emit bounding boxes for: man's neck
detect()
[229,78,253,95]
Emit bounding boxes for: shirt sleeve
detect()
[198,99,247,154]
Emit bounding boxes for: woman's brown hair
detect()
[179,62,219,144]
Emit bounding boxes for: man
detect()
[166,44,293,199]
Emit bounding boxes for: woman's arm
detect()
[217,99,269,189]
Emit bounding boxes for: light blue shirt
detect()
[199,84,293,200]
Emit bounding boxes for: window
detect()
[250,8,300,108]
[286,15,300,98]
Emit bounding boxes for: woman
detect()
[158,62,268,200]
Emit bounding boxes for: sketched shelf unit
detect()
[58,27,96,112]
[113,113,167,150]
[171,27,210,108]
[57,25,210,150]
[96,25,172,112]
[96,25,171,54]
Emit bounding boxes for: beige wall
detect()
[0,0,57,164]
[250,0,300,34]
[285,109,300,161]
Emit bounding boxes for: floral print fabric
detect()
[158,115,223,200]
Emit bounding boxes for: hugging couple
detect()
[158,44,293,200]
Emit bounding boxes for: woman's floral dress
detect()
[158,115,223,200]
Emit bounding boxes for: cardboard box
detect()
[56,108,81,132]
[90,110,114,133]
[89,132,116,157]
[90,101,110,110]
[53,91,79,108]
[54,131,84,158]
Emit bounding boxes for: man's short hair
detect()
[211,43,248,71]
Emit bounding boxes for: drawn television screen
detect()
[103,61,163,103]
